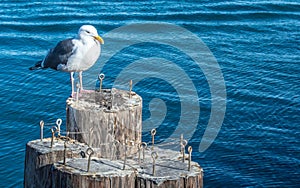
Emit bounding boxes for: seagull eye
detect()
[86,30,90,34]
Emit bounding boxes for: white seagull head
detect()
[78,25,104,44]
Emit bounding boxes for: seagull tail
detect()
[29,60,43,70]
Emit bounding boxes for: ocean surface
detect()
[0,1,299,187]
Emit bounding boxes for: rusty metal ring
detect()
[98,73,105,80]
[188,146,192,153]
[151,129,156,136]
[86,147,94,156]
[151,151,158,159]
[40,120,44,127]
[51,126,58,133]
[56,119,62,126]
[141,142,147,149]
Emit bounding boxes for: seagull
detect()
[29,25,104,96]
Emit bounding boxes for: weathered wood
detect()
[66,88,142,159]
[25,88,203,188]
[23,138,89,188]
[50,147,203,188]
[24,138,203,188]
[52,158,136,188]
[133,147,203,188]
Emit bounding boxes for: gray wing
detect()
[42,38,75,70]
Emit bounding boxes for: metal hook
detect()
[151,152,158,176]
[181,139,187,162]
[86,147,94,172]
[138,143,142,165]
[188,146,193,171]
[50,126,58,148]
[51,126,58,133]
[86,147,94,156]
[140,142,147,164]
[98,73,105,93]
[39,120,44,141]
[56,118,62,136]
[138,142,146,165]
[151,129,156,150]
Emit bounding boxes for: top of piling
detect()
[66,88,142,112]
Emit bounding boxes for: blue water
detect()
[0,1,299,187]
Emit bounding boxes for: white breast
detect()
[66,38,101,72]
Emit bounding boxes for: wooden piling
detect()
[66,88,142,159]
[24,137,202,188]
[24,88,203,188]
[24,137,89,188]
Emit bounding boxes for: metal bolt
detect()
[122,140,134,170]
[39,120,44,141]
[141,142,147,163]
[50,126,58,148]
[181,139,187,162]
[86,147,94,172]
[138,143,142,165]
[151,152,158,176]
[138,142,146,165]
[98,73,105,93]
[188,146,193,171]
[56,119,62,136]
[151,129,156,150]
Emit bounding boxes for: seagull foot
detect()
[69,90,94,99]
[80,89,94,94]
[70,92,77,98]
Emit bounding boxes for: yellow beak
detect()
[94,35,104,44]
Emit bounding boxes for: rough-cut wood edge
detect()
[24,138,89,188]
[24,143,52,188]
[25,88,203,187]
[66,89,142,160]
[52,168,137,188]
[24,139,203,188]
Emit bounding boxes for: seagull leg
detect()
[78,71,93,94]
[70,72,75,97]
[79,71,83,92]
